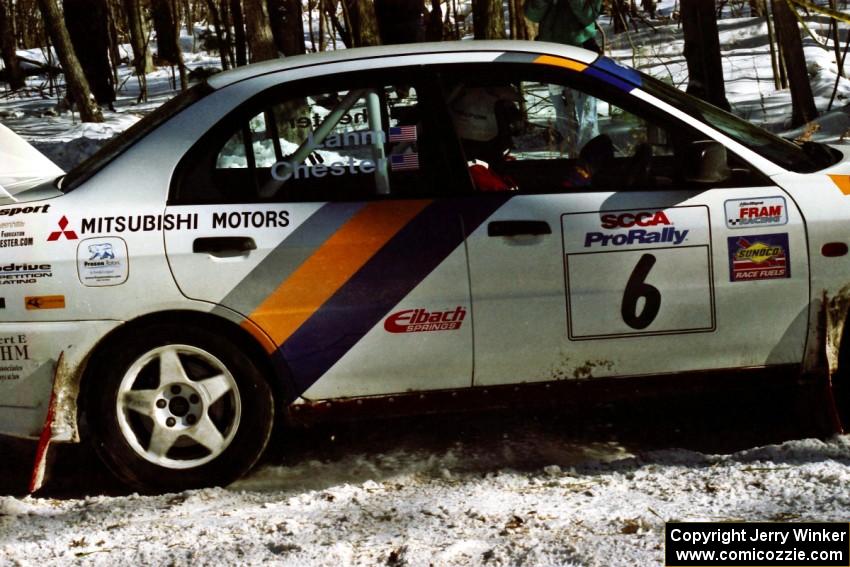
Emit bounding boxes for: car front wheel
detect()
[86,324,274,492]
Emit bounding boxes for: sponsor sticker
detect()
[727,233,790,282]
[583,210,689,248]
[725,196,788,229]
[81,213,198,234]
[77,237,129,286]
[384,307,466,333]
[0,204,51,217]
[47,215,78,241]
[0,262,52,285]
[212,210,289,229]
[0,334,29,362]
[25,295,65,310]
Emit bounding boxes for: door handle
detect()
[487,220,551,237]
[193,236,257,256]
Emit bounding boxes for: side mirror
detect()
[684,140,731,184]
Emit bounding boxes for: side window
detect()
[443,70,762,193]
[180,82,435,204]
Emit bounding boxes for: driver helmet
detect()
[450,86,522,146]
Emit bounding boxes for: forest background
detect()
[0,0,842,135]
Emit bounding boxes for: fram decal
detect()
[25,295,65,310]
[47,216,78,241]
[725,197,787,229]
[384,307,467,333]
[584,210,689,247]
[728,233,790,282]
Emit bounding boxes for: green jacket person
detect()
[524,0,602,52]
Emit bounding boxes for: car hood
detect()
[0,122,64,203]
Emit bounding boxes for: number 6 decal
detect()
[621,253,661,329]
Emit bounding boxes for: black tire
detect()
[85,323,274,493]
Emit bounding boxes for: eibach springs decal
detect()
[384,307,467,333]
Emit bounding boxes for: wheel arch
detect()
[77,310,295,429]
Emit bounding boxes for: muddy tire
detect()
[86,324,274,492]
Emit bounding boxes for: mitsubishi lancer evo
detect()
[3,40,850,492]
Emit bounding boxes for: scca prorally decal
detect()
[728,233,790,282]
[212,210,289,229]
[584,211,688,247]
[725,196,787,229]
[384,307,467,333]
[0,263,52,285]
[0,204,50,217]
[81,213,198,234]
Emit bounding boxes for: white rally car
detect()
[3,40,850,493]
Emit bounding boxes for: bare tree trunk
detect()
[426,0,443,40]
[307,0,315,51]
[473,0,504,39]
[123,0,153,74]
[681,0,730,111]
[772,0,817,127]
[0,0,25,89]
[37,0,103,121]
[318,0,325,50]
[151,0,180,63]
[204,0,231,69]
[763,0,781,88]
[830,0,844,78]
[219,0,235,67]
[244,0,276,60]
[230,0,247,65]
[267,0,305,55]
[64,0,114,106]
[375,0,423,44]
[346,0,380,46]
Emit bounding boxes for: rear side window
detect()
[173,76,451,204]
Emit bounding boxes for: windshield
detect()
[61,83,213,192]
[639,74,840,173]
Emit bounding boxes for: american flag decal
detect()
[390,153,419,171]
[389,125,417,142]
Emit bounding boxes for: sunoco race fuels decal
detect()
[384,307,467,333]
[725,196,788,228]
[728,233,790,282]
[584,210,689,248]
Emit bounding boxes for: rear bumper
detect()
[0,320,121,440]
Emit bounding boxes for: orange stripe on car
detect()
[244,200,431,350]
[828,174,850,195]
[533,55,587,72]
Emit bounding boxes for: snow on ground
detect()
[2,424,850,566]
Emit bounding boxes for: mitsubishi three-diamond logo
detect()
[47,216,78,241]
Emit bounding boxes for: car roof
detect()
[207,40,599,90]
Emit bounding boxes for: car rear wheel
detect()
[86,324,274,492]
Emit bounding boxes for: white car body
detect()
[2,41,850,491]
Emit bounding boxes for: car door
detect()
[164,70,477,400]
[438,62,809,386]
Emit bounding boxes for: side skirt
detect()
[284,364,818,427]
